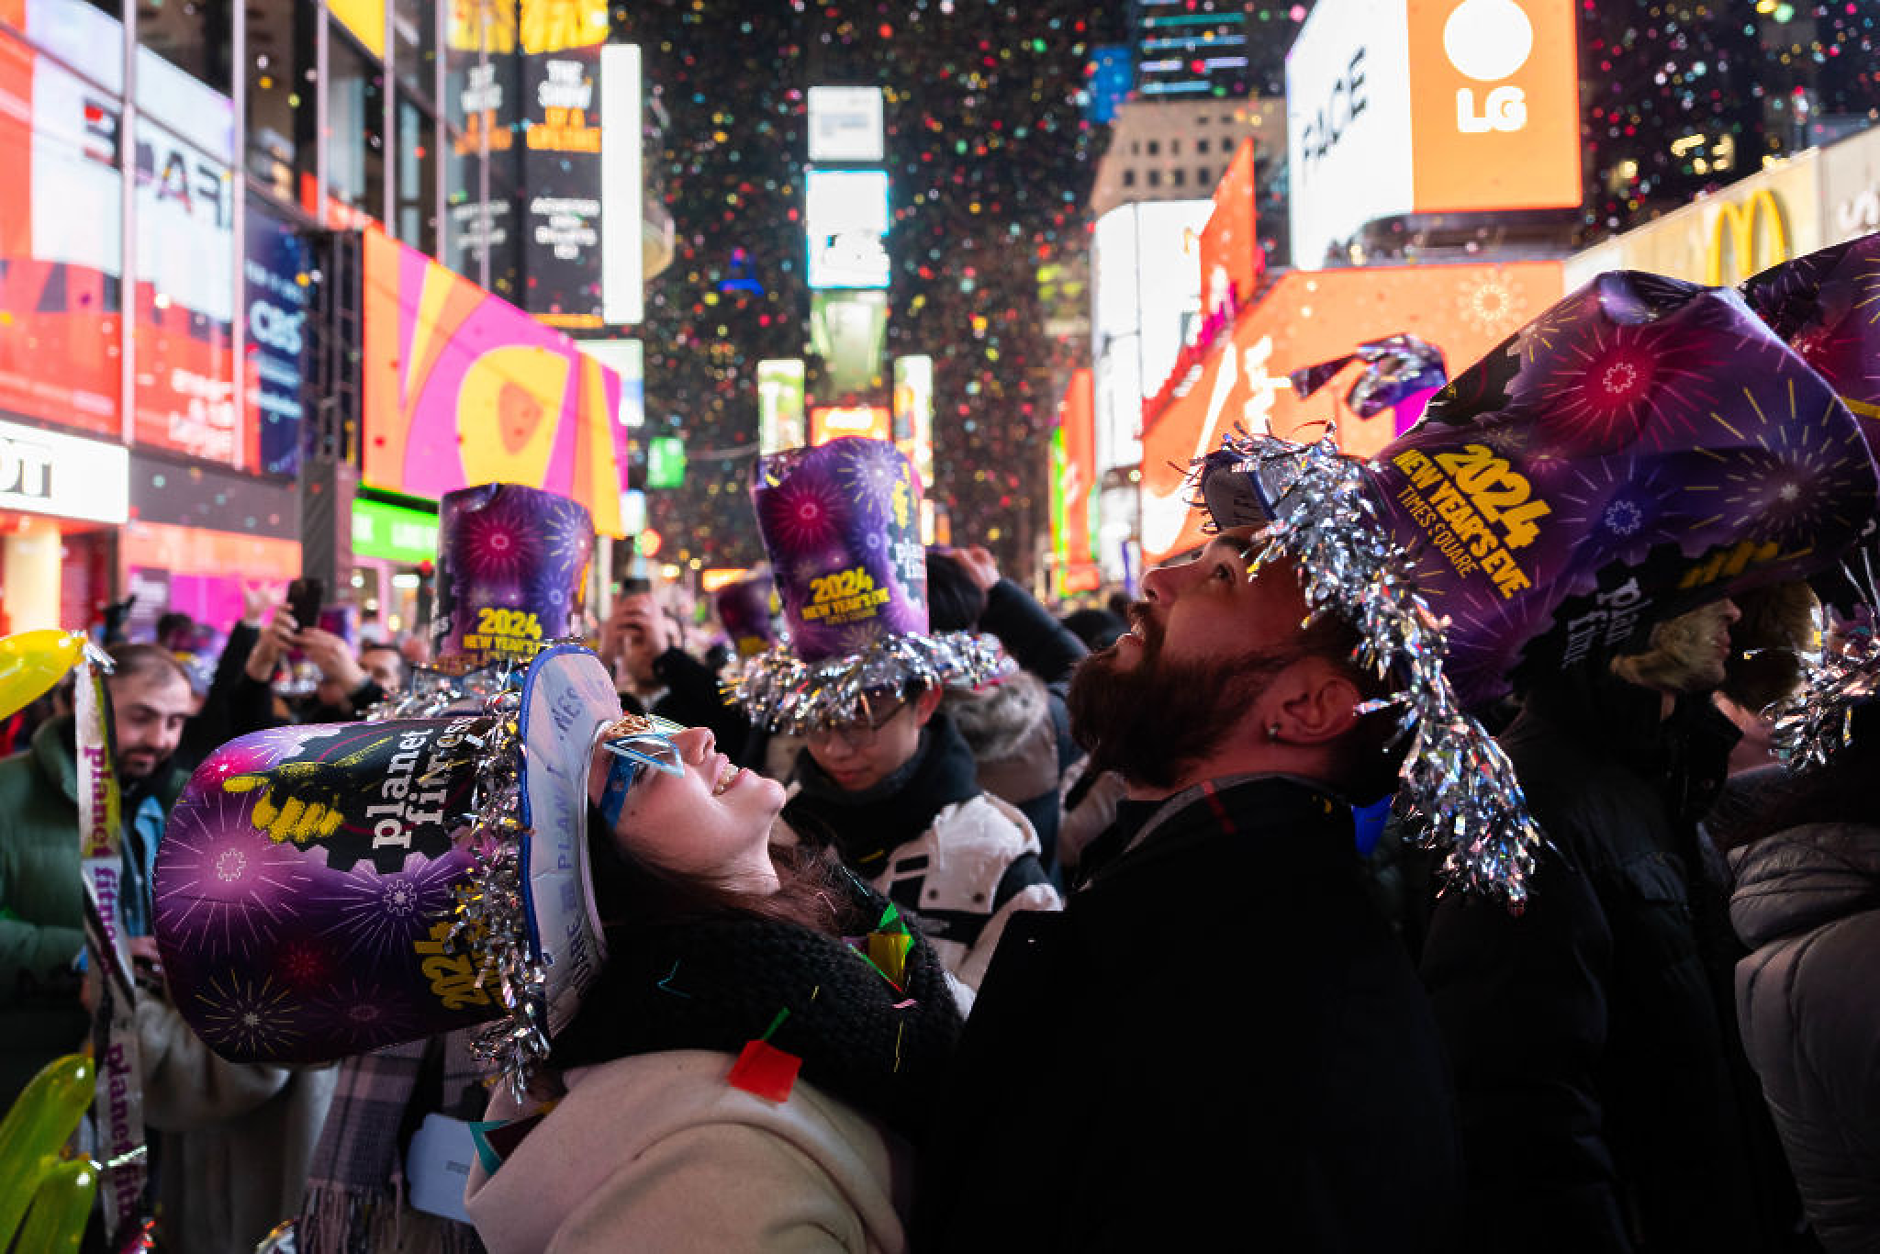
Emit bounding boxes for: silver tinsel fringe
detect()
[364,642,580,1097]
[1771,614,1878,772]
[728,631,1009,733]
[1201,428,1544,912]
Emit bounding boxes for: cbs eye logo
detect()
[1443,0,1533,134]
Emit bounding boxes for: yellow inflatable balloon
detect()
[12,1159,96,1254]
[0,631,87,722]
[0,1054,94,1248]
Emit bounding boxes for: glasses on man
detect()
[805,699,910,750]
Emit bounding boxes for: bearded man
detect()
[915,529,1462,1252]
[1420,597,1811,1253]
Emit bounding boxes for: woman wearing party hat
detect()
[154,643,962,1253]
[729,438,1061,1006]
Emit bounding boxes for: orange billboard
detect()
[1405,0,1580,214]
[1139,259,1565,562]
[809,405,892,444]
[361,226,630,535]
[1199,139,1261,316]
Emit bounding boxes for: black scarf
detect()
[547,880,964,1142]
[784,711,981,869]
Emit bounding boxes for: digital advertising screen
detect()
[806,169,890,290]
[360,226,632,535]
[245,202,315,478]
[1138,259,1566,561]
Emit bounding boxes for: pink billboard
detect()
[362,226,629,535]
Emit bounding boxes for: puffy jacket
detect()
[0,716,184,1108]
[1731,821,1880,1253]
[1421,666,1799,1253]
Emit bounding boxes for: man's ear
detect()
[1269,659,1363,746]
[911,685,945,726]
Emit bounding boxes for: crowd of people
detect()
[4,239,1880,1253]
[1,537,1873,1252]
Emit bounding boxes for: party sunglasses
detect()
[596,713,688,828]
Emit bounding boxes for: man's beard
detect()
[1067,610,1297,793]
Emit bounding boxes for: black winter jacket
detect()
[1421,667,1803,1253]
[917,775,1462,1252]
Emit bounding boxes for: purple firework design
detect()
[1522,313,1722,457]
[156,786,314,961]
[1691,386,1879,553]
[305,975,429,1053]
[189,970,305,1061]
[312,851,473,966]
[453,494,544,586]
[840,441,912,525]
[756,465,851,555]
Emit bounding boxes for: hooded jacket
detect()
[1730,795,1880,1252]
[1421,665,1798,1253]
[780,712,1060,998]
[0,715,184,1108]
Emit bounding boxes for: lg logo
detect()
[1445,0,1533,134]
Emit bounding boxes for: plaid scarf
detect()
[298,1033,487,1254]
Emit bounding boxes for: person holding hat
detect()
[731,439,1061,1005]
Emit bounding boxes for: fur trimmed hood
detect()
[944,669,1050,763]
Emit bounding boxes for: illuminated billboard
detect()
[809,406,892,445]
[360,226,631,536]
[1564,151,1824,290]
[0,26,120,439]
[807,86,884,163]
[1051,368,1097,575]
[758,359,807,452]
[600,43,644,325]
[1286,0,1580,269]
[1090,198,1213,470]
[1200,140,1261,318]
[806,169,890,289]
[0,11,256,466]
[810,291,889,393]
[1139,259,1566,561]
[892,355,934,490]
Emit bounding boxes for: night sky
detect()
[609,0,1126,576]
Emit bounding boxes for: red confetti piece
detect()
[727,1039,802,1103]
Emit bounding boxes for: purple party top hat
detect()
[154,645,660,1093]
[1191,265,1880,909]
[730,437,1002,731]
[432,482,596,671]
[714,570,779,659]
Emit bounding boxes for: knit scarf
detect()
[298,1031,488,1254]
[548,881,964,1143]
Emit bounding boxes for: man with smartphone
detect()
[241,583,391,722]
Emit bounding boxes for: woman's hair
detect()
[585,803,873,937]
